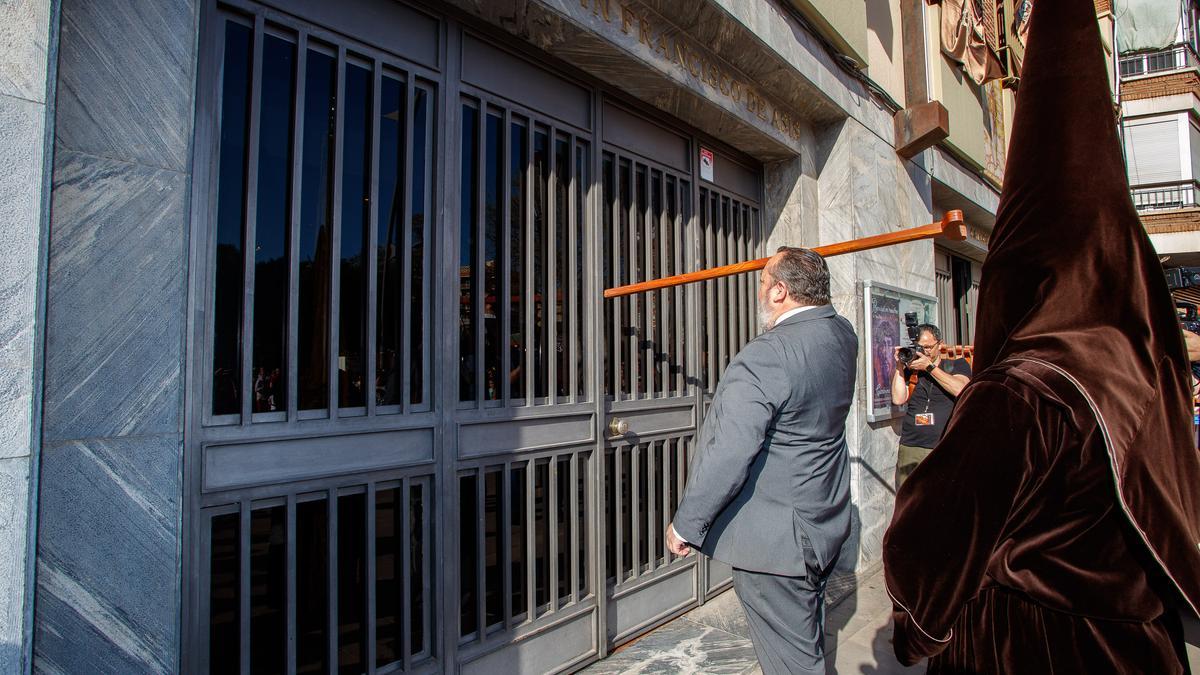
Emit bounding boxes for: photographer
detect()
[891,324,971,486]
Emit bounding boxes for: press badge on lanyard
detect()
[915,413,935,426]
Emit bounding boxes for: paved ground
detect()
[581,565,925,674]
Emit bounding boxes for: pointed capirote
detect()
[972,0,1200,614]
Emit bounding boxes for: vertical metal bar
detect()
[662,439,672,564]
[329,47,347,415]
[524,461,535,619]
[400,76,416,414]
[475,102,486,404]
[626,160,639,399]
[501,109,513,405]
[239,502,251,675]
[419,85,433,411]
[524,124,536,404]
[674,181,685,395]
[327,491,339,672]
[475,469,486,642]
[631,443,641,578]
[286,495,297,675]
[744,205,754,341]
[366,63,382,419]
[610,156,622,400]
[421,477,432,656]
[738,203,749,348]
[501,463,513,626]
[547,127,559,403]
[715,196,727,380]
[240,16,265,424]
[567,140,579,403]
[286,37,307,421]
[646,441,656,572]
[569,453,580,603]
[614,448,624,582]
[700,192,710,389]
[659,175,670,397]
[642,167,655,398]
[365,483,377,673]
[548,455,559,612]
[400,477,412,671]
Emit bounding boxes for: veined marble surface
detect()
[34,0,197,671]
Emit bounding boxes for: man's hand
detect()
[1184,329,1200,362]
[908,353,934,371]
[665,523,691,556]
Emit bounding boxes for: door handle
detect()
[608,417,629,437]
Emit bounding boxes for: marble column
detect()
[0,1,55,672]
[33,1,197,672]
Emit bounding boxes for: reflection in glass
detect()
[409,482,426,655]
[376,75,406,407]
[534,460,550,608]
[556,456,572,601]
[459,473,478,636]
[635,167,647,394]
[577,455,588,595]
[509,464,527,616]
[298,48,336,411]
[459,105,478,401]
[484,469,502,627]
[212,22,253,416]
[375,487,402,666]
[533,130,549,400]
[554,138,570,399]
[484,114,503,400]
[296,498,328,673]
[252,36,295,414]
[339,63,372,409]
[508,123,527,400]
[337,492,367,674]
[410,89,430,407]
[618,160,632,395]
[209,512,240,671]
[250,506,286,674]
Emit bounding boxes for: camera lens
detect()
[897,347,914,364]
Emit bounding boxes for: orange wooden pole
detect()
[602,210,966,299]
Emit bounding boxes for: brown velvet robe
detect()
[883,0,1200,670]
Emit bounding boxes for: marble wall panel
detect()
[0,457,31,674]
[0,94,44,461]
[0,0,51,104]
[34,435,180,675]
[41,151,187,443]
[53,0,195,171]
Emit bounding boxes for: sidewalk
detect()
[581,566,924,674]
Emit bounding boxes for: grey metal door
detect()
[186,1,444,673]
[447,33,601,673]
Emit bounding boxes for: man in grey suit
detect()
[666,247,857,675]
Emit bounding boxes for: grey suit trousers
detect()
[732,537,834,675]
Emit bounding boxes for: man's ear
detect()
[771,283,786,304]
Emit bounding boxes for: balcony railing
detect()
[1132,181,1200,211]
[1119,44,1200,79]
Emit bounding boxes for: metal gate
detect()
[185,1,762,672]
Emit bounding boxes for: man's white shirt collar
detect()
[772,305,817,328]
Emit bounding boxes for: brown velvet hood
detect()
[971,0,1200,616]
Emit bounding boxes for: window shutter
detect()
[1125,119,1183,185]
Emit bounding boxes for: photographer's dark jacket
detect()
[899,358,971,449]
[883,0,1200,671]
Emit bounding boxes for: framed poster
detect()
[862,281,939,422]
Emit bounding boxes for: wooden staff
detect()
[603,210,967,299]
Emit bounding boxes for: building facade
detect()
[1117,0,1200,295]
[0,0,1034,672]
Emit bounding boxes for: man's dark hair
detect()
[917,323,941,342]
[772,247,830,306]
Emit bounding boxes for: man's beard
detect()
[758,298,774,331]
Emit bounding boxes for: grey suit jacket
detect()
[672,304,857,576]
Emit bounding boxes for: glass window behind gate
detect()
[209,13,435,423]
[457,97,590,407]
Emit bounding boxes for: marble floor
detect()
[580,566,925,674]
